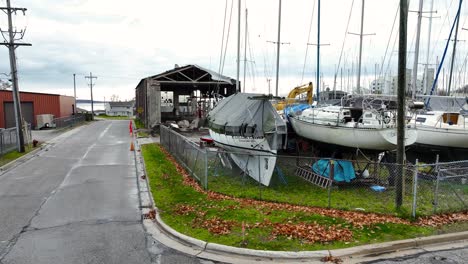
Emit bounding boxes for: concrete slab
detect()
[2,222,152,264]
[30,165,140,229]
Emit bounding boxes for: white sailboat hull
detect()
[412,111,468,149]
[209,130,277,186]
[290,117,418,151]
[416,127,468,149]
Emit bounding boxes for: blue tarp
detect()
[284,104,311,116]
[284,104,311,123]
[312,159,356,183]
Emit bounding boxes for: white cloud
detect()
[0,0,467,100]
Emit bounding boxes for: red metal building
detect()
[0,90,75,128]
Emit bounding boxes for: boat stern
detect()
[380,127,418,147]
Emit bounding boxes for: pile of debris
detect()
[151,118,205,134]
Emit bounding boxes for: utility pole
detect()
[73,74,76,115]
[396,0,409,209]
[0,0,31,153]
[85,73,97,120]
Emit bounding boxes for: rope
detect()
[427,0,464,106]
[217,0,229,76]
[332,0,355,88]
[379,4,399,79]
[247,28,257,91]
[300,0,316,84]
[221,0,234,75]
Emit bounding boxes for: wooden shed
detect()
[135,64,238,128]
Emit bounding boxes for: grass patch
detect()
[134,118,145,129]
[0,145,39,167]
[206,156,467,217]
[208,165,412,216]
[97,114,132,120]
[142,143,444,251]
[137,131,149,138]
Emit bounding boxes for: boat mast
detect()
[356,0,365,94]
[423,0,435,95]
[243,8,248,93]
[236,0,241,93]
[316,0,321,102]
[425,0,462,106]
[350,0,375,94]
[411,0,424,100]
[275,0,282,97]
[448,0,462,95]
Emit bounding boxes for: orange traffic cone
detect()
[130,141,135,151]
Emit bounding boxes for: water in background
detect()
[77,103,105,111]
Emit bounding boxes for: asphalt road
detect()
[0,120,212,264]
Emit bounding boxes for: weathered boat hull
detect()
[415,127,468,149]
[289,116,418,151]
[209,130,277,186]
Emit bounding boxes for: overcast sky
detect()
[0,0,467,100]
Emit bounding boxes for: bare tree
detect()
[110,94,120,102]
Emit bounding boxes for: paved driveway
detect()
[0,121,206,264]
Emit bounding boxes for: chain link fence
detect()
[159,125,468,217]
[160,126,208,188]
[0,124,32,157]
[0,127,18,155]
[412,160,468,216]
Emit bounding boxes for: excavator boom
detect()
[275,82,313,111]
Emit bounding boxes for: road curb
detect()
[329,231,468,258]
[154,212,208,249]
[134,142,468,262]
[0,144,47,176]
[153,209,468,260]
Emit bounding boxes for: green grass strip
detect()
[142,144,441,251]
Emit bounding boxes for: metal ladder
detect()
[295,166,332,189]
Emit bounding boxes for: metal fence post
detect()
[204,149,208,190]
[328,159,334,208]
[411,159,419,218]
[434,169,441,214]
[0,131,3,155]
[169,129,172,151]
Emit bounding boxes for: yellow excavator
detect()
[275,82,313,111]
